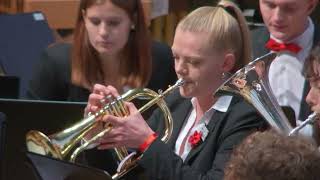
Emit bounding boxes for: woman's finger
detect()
[106,85,120,97]
[98,142,116,150]
[92,84,109,94]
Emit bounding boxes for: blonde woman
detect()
[85,1,266,179]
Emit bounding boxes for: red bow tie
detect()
[265,38,302,54]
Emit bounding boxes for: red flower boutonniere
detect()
[188,131,203,148]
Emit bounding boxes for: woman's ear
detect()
[131,24,136,30]
[132,13,138,27]
[82,9,86,19]
[222,53,236,73]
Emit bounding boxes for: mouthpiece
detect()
[175,78,185,87]
[288,112,318,136]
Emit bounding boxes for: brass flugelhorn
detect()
[26,79,184,179]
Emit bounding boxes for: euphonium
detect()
[215,53,294,134]
[26,78,185,179]
[216,52,319,136]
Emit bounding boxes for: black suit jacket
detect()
[250,24,320,121]
[134,90,266,180]
[26,41,177,102]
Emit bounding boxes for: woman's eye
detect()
[108,20,120,27]
[89,18,101,26]
[311,80,320,91]
[188,59,200,65]
[265,2,276,9]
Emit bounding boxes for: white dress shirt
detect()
[268,17,314,122]
[174,95,233,161]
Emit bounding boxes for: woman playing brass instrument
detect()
[85,1,267,179]
[303,43,320,145]
[26,0,176,174]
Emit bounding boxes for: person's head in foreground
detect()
[224,130,320,180]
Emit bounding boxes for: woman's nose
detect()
[175,60,187,75]
[306,88,316,107]
[99,23,109,37]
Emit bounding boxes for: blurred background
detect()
[0,0,319,99]
[0,0,261,45]
[1,0,319,48]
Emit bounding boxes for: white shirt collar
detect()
[190,95,233,113]
[175,95,233,160]
[270,17,314,63]
[267,17,314,121]
[212,95,233,112]
[270,17,314,54]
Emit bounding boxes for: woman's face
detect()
[306,61,320,114]
[171,28,226,99]
[83,0,132,56]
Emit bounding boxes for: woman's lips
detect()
[98,41,113,48]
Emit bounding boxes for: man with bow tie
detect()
[251,0,319,127]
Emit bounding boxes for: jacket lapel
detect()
[313,25,320,47]
[167,100,192,149]
[183,110,228,163]
[252,27,270,59]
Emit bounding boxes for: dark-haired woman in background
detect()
[27,0,176,101]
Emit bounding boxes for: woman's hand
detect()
[83,84,121,141]
[84,84,120,117]
[97,102,155,149]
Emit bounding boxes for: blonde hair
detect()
[177,0,251,73]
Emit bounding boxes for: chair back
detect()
[0,12,54,98]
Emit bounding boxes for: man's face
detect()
[306,61,320,114]
[259,0,316,42]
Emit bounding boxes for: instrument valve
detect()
[158,89,163,96]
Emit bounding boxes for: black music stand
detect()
[26,152,112,180]
[0,76,20,98]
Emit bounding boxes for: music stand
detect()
[0,76,20,98]
[26,152,112,180]
[0,98,86,180]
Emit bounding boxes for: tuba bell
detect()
[215,53,294,134]
[216,52,320,136]
[26,78,185,180]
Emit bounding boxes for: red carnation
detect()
[188,131,203,148]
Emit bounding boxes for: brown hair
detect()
[304,43,320,80]
[71,0,151,90]
[176,0,252,73]
[224,130,320,180]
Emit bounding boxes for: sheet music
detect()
[151,0,169,19]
